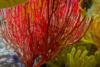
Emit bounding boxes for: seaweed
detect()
[46,43,100,67]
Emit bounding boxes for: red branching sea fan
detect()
[0,0,91,67]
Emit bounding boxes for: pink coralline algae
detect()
[0,0,91,67]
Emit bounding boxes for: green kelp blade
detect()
[0,0,25,8]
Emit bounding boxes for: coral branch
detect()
[0,0,91,67]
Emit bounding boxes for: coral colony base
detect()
[0,0,91,67]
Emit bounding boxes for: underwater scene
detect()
[0,0,100,67]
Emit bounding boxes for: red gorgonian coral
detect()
[0,0,91,67]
